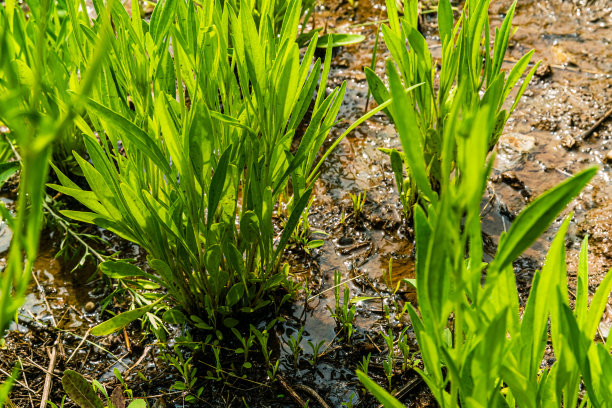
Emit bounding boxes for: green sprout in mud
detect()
[349,189,367,219]
[339,208,347,225]
[288,326,305,369]
[381,328,396,391]
[329,271,357,344]
[290,197,327,255]
[251,324,272,366]
[167,345,203,402]
[358,352,372,377]
[204,345,223,382]
[267,360,281,382]
[232,328,256,370]
[307,339,326,366]
[383,258,411,323]
[342,393,358,408]
[397,327,419,372]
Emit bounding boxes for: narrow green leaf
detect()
[61,370,104,408]
[0,162,19,186]
[86,99,172,177]
[99,261,161,284]
[584,267,612,340]
[386,59,436,203]
[356,370,405,408]
[274,187,313,263]
[575,237,589,327]
[316,33,365,48]
[91,297,164,336]
[438,0,453,45]
[364,67,391,114]
[492,167,597,272]
[207,147,230,229]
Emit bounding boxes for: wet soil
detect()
[2,0,611,407]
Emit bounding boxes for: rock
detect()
[561,135,578,150]
[605,150,612,164]
[85,301,96,313]
[496,132,536,171]
[535,63,552,79]
[498,132,536,155]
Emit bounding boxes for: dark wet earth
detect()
[1,0,611,407]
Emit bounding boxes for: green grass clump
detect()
[48,0,348,331]
[367,0,540,219]
[0,0,114,400]
[360,71,612,405]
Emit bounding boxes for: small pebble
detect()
[85,301,96,313]
[605,150,612,164]
[535,63,552,79]
[561,135,578,150]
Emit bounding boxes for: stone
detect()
[561,135,578,150]
[535,63,552,79]
[496,132,536,171]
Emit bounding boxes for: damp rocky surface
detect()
[1,0,611,407]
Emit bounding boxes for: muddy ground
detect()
[1,0,611,407]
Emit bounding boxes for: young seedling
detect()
[251,325,271,366]
[288,326,305,369]
[397,327,412,371]
[267,360,281,382]
[349,189,367,219]
[358,352,372,376]
[232,328,255,370]
[204,346,223,382]
[307,339,326,366]
[341,393,358,408]
[291,197,327,254]
[328,271,357,343]
[381,328,395,390]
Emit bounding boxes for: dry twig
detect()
[277,375,306,407]
[294,384,331,408]
[40,347,57,408]
[581,106,612,140]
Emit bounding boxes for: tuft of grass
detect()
[359,68,612,405]
[367,0,540,219]
[48,0,348,332]
[0,0,113,400]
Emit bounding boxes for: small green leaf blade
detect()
[0,162,19,186]
[492,167,597,272]
[90,300,160,336]
[317,33,365,48]
[61,370,104,408]
[356,370,405,408]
